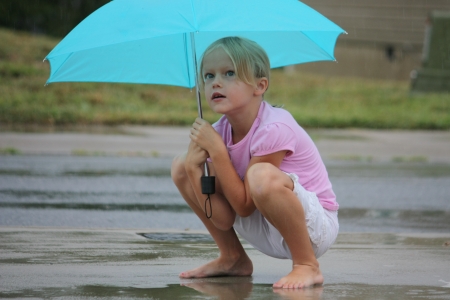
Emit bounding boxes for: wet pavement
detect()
[1,228,449,299]
[0,127,450,299]
[1,155,449,232]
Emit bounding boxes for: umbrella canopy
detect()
[45,0,345,88]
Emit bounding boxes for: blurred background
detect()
[300,0,450,82]
[0,0,449,129]
[0,0,449,232]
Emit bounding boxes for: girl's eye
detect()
[225,71,235,76]
[204,73,214,80]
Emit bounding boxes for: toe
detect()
[179,271,193,278]
[273,281,284,289]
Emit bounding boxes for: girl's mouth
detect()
[211,92,225,100]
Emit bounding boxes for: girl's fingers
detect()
[190,118,222,154]
[192,118,204,129]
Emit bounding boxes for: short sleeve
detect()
[250,123,297,157]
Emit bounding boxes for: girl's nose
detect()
[212,75,222,87]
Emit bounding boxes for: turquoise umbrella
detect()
[45,0,345,117]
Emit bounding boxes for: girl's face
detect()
[201,48,262,116]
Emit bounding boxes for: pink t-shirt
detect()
[212,101,338,211]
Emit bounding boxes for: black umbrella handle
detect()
[201,161,215,219]
[201,176,215,194]
[201,176,215,219]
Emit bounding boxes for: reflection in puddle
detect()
[181,277,255,300]
[2,282,449,299]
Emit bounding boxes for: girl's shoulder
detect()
[257,102,314,145]
[259,102,301,131]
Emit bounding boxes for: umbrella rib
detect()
[189,32,203,119]
[183,33,192,88]
[46,52,74,84]
[300,31,342,62]
[189,0,199,30]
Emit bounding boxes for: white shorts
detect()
[233,173,339,259]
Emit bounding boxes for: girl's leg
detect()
[171,153,253,278]
[246,162,323,289]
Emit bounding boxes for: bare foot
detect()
[272,264,324,289]
[179,254,253,278]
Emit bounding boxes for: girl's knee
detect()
[247,163,282,198]
[171,153,187,184]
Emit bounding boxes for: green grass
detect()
[0,147,21,155]
[1,27,449,129]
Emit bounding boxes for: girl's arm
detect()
[184,140,237,230]
[190,118,287,218]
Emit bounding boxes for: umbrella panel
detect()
[48,33,195,87]
[47,31,338,88]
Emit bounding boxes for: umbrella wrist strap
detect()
[201,176,215,219]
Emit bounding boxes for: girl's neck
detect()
[227,100,263,144]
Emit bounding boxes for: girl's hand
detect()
[185,140,209,170]
[189,118,224,156]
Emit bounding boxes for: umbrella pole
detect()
[190,33,215,216]
[190,32,209,177]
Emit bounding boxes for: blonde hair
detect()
[199,37,270,89]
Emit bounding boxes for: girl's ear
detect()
[254,77,269,96]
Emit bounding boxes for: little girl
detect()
[171,37,339,289]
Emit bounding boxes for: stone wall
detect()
[411,11,450,92]
[296,0,450,81]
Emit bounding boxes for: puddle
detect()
[139,232,214,243]
[1,283,449,299]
